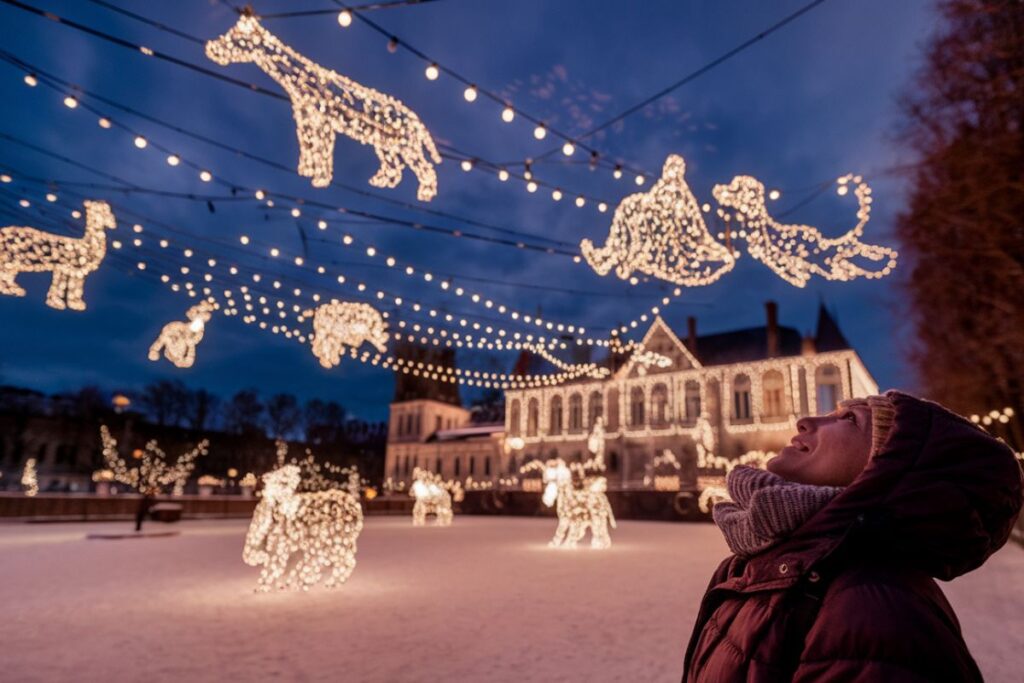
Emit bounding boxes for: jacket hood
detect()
[787,390,1023,581]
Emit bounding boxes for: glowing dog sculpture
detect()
[206,12,441,200]
[409,467,455,526]
[0,200,115,310]
[306,301,388,368]
[713,174,898,287]
[243,463,364,592]
[522,417,616,549]
[148,299,217,368]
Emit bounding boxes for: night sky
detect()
[0,0,935,421]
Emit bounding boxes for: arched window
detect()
[527,398,539,437]
[606,388,620,431]
[436,457,442,474]
[815,364,844,414]
[549,395,563,435]
[393,459,400,477]
[762,370,786,418]
[588,391,603,427]
[684,380,701,423]
[484,456,492,476]
[469,456,477,475]
[651,383,669,428]
[509,399,521,437]
[568,393,583,432]
[733,374,752,421]
[508,454,517,474]
[629,387,645,427]
[608,451,619,473]
[454,458,461,477]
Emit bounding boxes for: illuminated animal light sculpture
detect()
[306,300,388,368]
[243,463,364,592]
[523,418,616,549]
[0,200,116,310]
[410,467,454,526]
[713,174,898,287]
[148,299,218,368]
[580,154,734,286]
[206,12,441,200]
[21,457,38,497]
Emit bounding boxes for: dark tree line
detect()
[897,0,1024,448]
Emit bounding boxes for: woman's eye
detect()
[842,412,857,423]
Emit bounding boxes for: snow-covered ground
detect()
[0,517,1021,682]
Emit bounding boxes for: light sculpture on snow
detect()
[410,467,455,526]
[0,200,115,310]
[522,417,616,549]
[206,12,441,200]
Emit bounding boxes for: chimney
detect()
[801,334,817,356]
[765,301,779,358]
[687,316,698,353]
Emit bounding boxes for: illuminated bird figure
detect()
[206,12,441,200]
[580,154,735,286]
[0,200,115,310]
[148,300,217,368]
[712,174,898,287]
[243,464,364,592]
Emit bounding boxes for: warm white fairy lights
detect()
[0,200,116,310]
[970,406,1015,427]
[521,418,616,549]
[21,458,38,497]
[243,463,364,592]
[580,155,735,287]
[410,467,455,526]
[306,300,388,368]
[206,13,441,200]
[148,299,217,368]
[645,449,682,491]
[99,425,209,495]
[713,174,898,287]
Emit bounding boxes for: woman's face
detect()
[767,403,873,486]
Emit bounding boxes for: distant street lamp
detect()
[112,394,131,414]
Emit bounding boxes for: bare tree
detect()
[266,393,301,439]
[223,389,265,435]
[185,388,220,432]
[897,0,1024,448]
[137,380,189,427]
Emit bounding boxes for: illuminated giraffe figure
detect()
[206,12,441,200]
[0,200,116,310]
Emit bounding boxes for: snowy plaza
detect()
[1,517,1022,682]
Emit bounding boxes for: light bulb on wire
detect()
[463,85,478,102]
[425,63,439,80]
[533,125,547,140]
[501,106,515,123]
[562,142,575,156]
[337,10,353,27]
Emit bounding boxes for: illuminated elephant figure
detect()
[306,301,389,369]
[409,467,454,526]
[540,460,616,549]
[243,464,364,592]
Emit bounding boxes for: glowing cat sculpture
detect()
[206,12,441,200]
[713,174,898,287]
[409,467,454,527]
[522,417,616,549]
[580,155,734,286]
[0,200,115,310]
[148,299,217,368]
[243,464,364,592]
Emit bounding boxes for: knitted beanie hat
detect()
[838,393,897,457]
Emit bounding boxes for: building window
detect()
[435,415,442,433]
[733,374,752,421]
[550,396,563,435]
[762,370,786,417]
[469,456,476,475]
[629,387,645,427]
[651,383,669,428]
[455,458,461,477]
[509,399,521,437]
[608,451,619,473]
[484,457,491,476]
[606,388,620,430]
[684,380,701,423]
[568,393,583,432]
[436,457,442,474]
[394,459,400,477]
[527,399,539,437]
[588,391,603,427]
[816,364,844,414]
[508,455,517,474]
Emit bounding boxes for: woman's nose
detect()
[796,417,816,434]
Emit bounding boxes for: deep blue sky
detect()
[0,0,935,421]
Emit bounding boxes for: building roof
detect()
[814,304,852,352]
[426,423,504,442]
[687,325,804,366]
